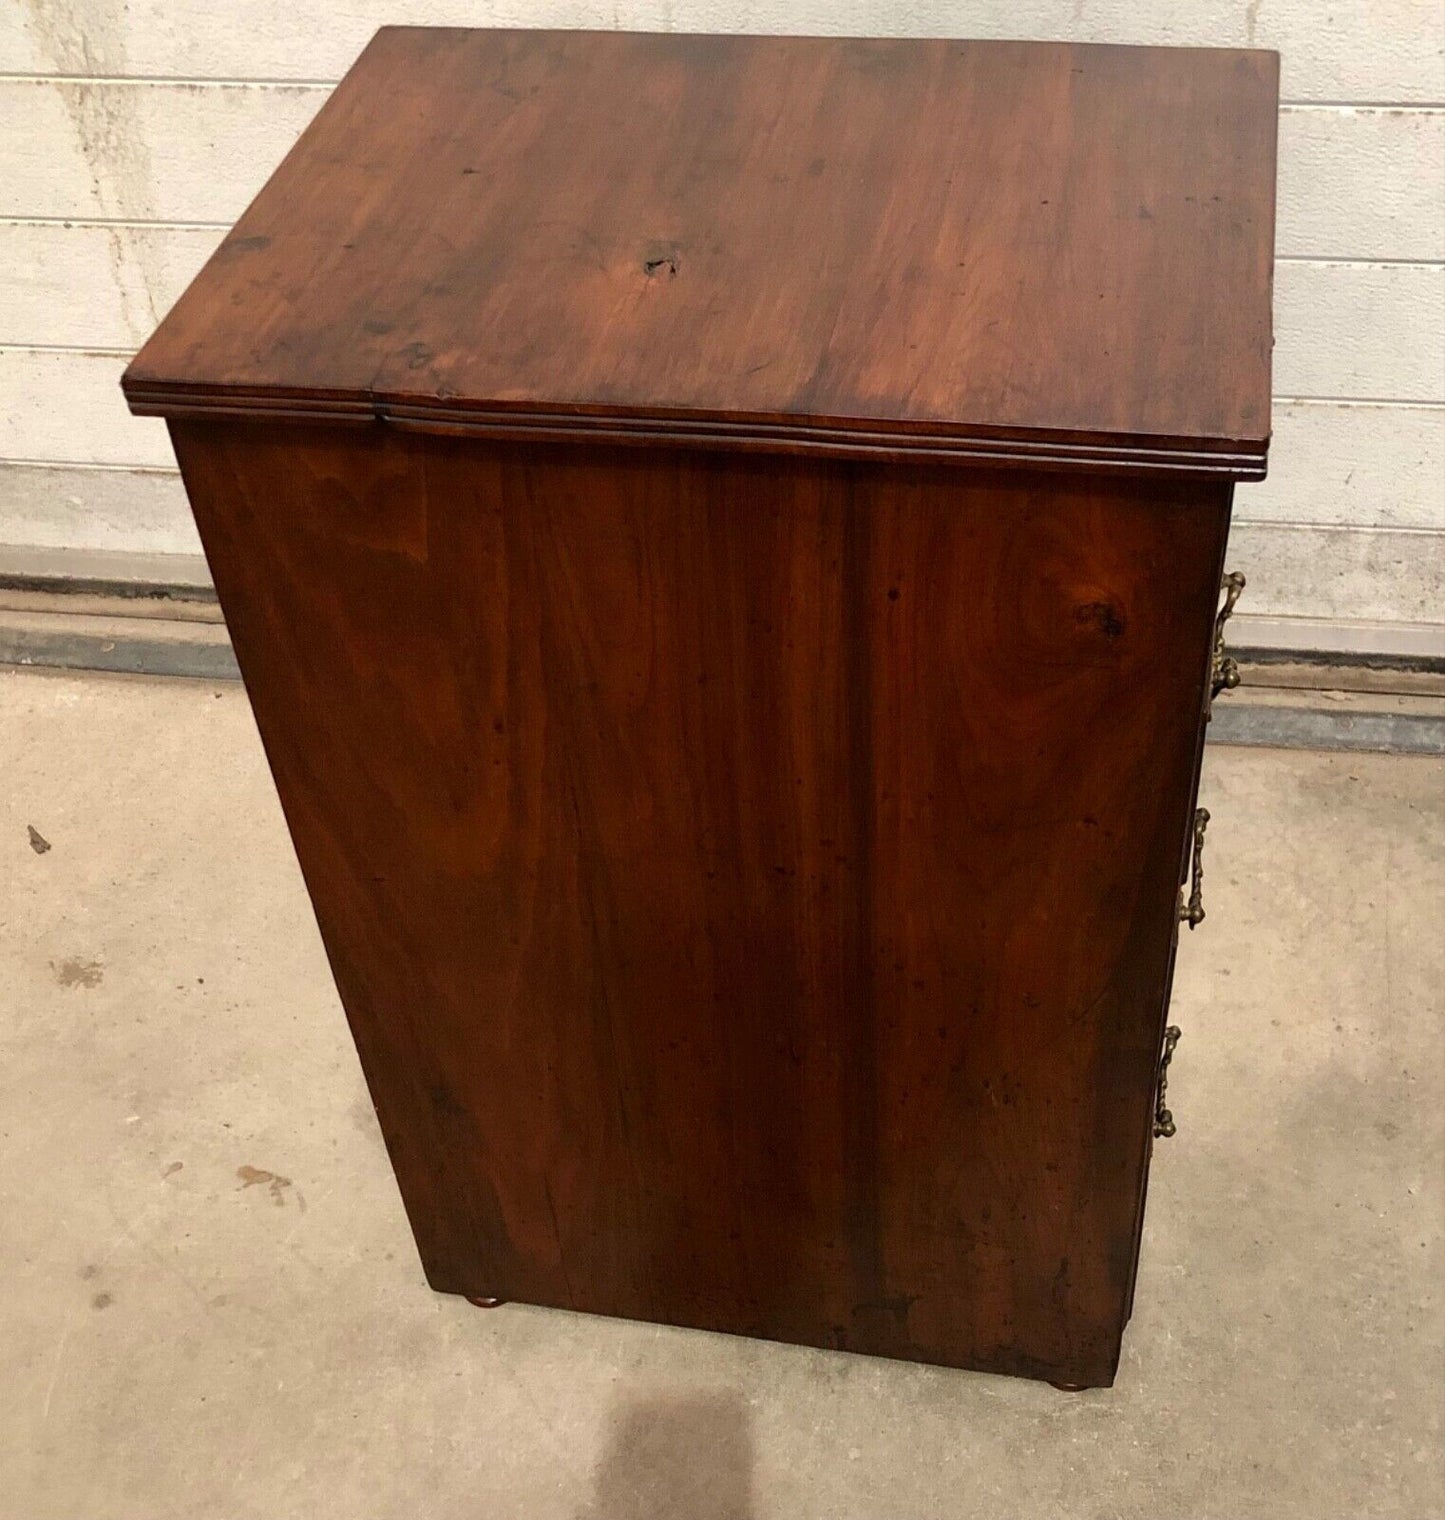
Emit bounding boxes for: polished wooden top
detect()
[124,29,1279,476]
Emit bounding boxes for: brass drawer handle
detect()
[1154,1025,1181,1139]
[1209,570,1246,709]
[1179,807,1209,929]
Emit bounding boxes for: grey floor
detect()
[2,666,1441,1520]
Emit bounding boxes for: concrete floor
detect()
[2,666,1441,1520]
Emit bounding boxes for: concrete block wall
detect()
[2,1,1442,654]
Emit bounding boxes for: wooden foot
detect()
[466,1295,504,1308]
[1048,1379,1089,1393]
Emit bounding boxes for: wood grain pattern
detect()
[125,30,1279,476]
[170,418,1230,1385]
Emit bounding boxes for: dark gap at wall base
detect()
[1236,645,1445,677]
[1205,704,1445,756]
[0,620,239,682]
[0,570,220,605]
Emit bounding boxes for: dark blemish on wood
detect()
[887,586,900,601]
[1075,601,1126,639]
[237,1164,293,1206]
[162,1161,184,1178]
[399,341,433,369]
[461,166,478,175]
[223,234,271,254]
[857,1292,921,1326]
[79,1263,100,1281]
[428,1080,469,1122]
[91,1291,113,1310]
[1051,1256,1072,1310]
[53,957,103,989]
[642,253,679,278]
[27,825,51,854]
[807,155,826,177]
[363,319,393,336]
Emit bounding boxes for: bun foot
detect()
[466,1295,504,1308]
[1049,1379,1089,1392]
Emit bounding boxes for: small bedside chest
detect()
[123,28,1278,1387]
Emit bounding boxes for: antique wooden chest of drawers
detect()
[123,29,1278,1387]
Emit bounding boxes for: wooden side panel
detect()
[170,419,1229,1386]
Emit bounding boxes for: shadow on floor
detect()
[575,1390,755,1520]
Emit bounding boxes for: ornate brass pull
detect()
[1154,1025,1181,1138]
[1209,571,1246,710]
[1164,809,1209,1137]
[1179,807,1209,929]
